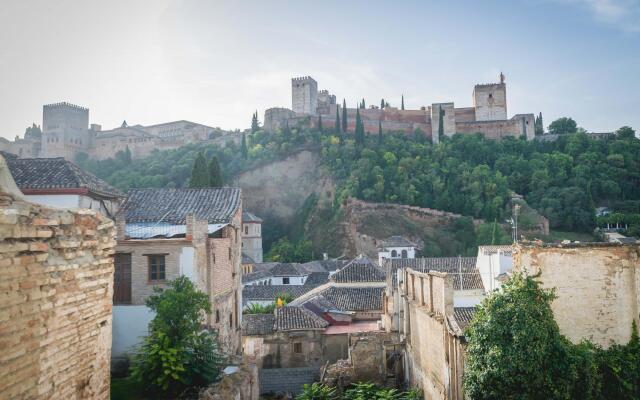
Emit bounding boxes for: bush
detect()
[130,277,224,398]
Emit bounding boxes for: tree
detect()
[208,156,223,187]
[378,120,383,145]
[24,123,42,140]
[401,95,405,110]
[355,108,365,146]
[131,277,223,397]
[283,120,292,140]
[341,99,348,133]
[189,152,209,188]
[616,126,636,139]
[438,106,444,139]
[548,117,577,135]
[318,115,323,133]
[380,98,385,109]
[241,133,248,160]
[464,273,575,399]
[335,107,341,133]
[251,111,259,133]
[534,112,544,135]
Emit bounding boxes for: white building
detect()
[475,245,513,293]
[377,236,417,266]
[5,154,124,218]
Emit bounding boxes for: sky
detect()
[1,0,639,139]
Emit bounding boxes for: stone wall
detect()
[199,359,259,400]
[514,243,640,348]
[0,171,116,399]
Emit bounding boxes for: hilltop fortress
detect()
[265,74,535,142]
[0,102,229,161]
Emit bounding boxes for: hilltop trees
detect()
[341,99,347,133]
[401,95,405,110]
[335,108,341,133]
[534,112,544,135]
[251,111,259,133]
[548,117,577,135]
[208,156,223,187]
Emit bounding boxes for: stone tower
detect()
[41,102,91,159]
[473,75,507,121]
[291,76,318,115]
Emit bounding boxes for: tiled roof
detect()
[242,314,275,335]
[122,187,240,224]
[242,252,255,264]
[242,211,263,223]
[300,260,347,273]
[331,262,385,283]
[453,307,476,331]
[378,236,416,249]
[386,257,483,290]
[304,272,330,286]
[275,306,329,331]
[242,285,314,303]
[270,263,305,277]
[7,157,124,198]
[319,287,383,312]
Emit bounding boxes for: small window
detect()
[147,255,166,282]
[401,249,408,258]
[391,250,398,258]
[229,313,233,328]
[244,226,249,235]
[215,310,220,323]
[283,277,290,285]
[294,342,302,353]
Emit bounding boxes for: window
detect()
[244,225,249,235]
[391,250,398,258]
[401,249,408,258]
[229,313,233,328]
[294,342,302,353]
[215,310,220,323]
[147,255,166,282]
[283,277,290,285]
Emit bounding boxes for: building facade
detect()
[112,188,244,357]
[242,211,263,263]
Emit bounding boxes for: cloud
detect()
[565,0,640,32]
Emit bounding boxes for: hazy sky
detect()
[1,0,639,139]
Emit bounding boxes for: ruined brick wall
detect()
[514,243,640,348]
[402,269,465,400]
[0,191,115,399]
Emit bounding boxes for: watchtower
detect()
[291,76,318,115]
[41,102,90,159]
[473,73,507,121]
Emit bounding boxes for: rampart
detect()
[0,156,116,399]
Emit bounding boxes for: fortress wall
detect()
[454,107,476,123]
[455,118,524,139]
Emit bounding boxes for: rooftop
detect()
[275,306,329,331]
[241,314,275,336]
[453,307,476,332]
[242,211,263,223]
[386,257,483,290]
[331,261,385,283]
[6,157,124,199]
[378,235,416,249]
[318,286,383,312]
[242,285,315,303]
[121,187,241,224]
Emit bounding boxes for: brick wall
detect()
[0,191,116,399]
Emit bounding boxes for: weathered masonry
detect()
[0,155,116,400]
[514,242,640,348]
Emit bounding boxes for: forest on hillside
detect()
[76,121,640,255]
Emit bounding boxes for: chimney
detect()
[185,213,195,241]
[115,214,126,240]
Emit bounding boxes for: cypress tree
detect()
[241,133,248,159]
[341,99,347,133]
[401,95,405,110]
[189,152,209,188]
[438,106,445,139]
[283,120,291,140]
[251,111,259,133]
[378,120,383,145]
[318,115,323,133]
[355,108,363,146]
[208,156,223,187]
[380,98,385,109]
[335,107,341,133]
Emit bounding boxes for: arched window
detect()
[401,249,408,258]
[391,250,398,258]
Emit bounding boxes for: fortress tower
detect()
[473,73,507,121]
[291,76,318,115]
[41,102,91,159]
